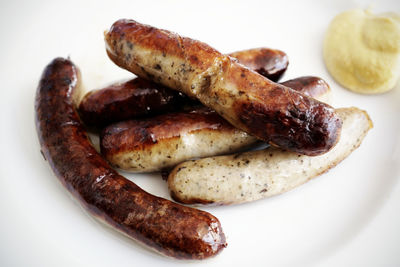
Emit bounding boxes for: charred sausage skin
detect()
[101,76,331,172]
[79,47,288,127]
[105,19,342,156]
[35,58,226,259]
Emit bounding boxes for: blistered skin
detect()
[78,78,189,127]
[35,58,226,259]
[105,19,342,156]
[230,47,288,82]
[78,47,288,128]
[101,76,331,173]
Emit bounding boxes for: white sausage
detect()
[168,107,372,205]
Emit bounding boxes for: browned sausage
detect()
[79,47,288,127]
[35,57,226,259]
[78,78,190,127]
[105,19,342,156]
[101,106,256,172]
[101,76,331,173]
[230,48,288,82]
[281,76,330,99]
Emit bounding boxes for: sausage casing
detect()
[35,58,226,259]
[79,47,288,127]
[168,108,372,205]
[230,47,288,82]
[101,76,331,172]
[105,19,342,156]
[78,78,189,127]
[101,106,256,172]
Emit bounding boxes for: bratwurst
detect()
[105,19,342,155]
[35,58,226,259]
[78,78,188,127]
[101,76,331,172]
[229,47,288,82]
[168,108,372,205]
[79,47,288,127]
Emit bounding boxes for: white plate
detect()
[1,0,399,266]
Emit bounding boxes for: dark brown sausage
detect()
[230,48,288,82]
[35,58,226,259]
[79,47,288,128]
[78,78,190,127]
[280,76,330,99]
[105,19,342,156]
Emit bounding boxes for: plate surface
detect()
[1,0,399,266]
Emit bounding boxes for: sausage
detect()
[101,106,257,172]
[78,47,288,127]
[230,47,288,82]
[35,58,226,259]
[105,19,342,156]
[101,76,331,173]
[281,76,332,103]
[167,108,373,205]
[78,78,190,127]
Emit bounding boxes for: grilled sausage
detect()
[281,76,332,103]
[230,47,288,82]
[101,106,256,172]
[168,108,372,205]
[105,19,342,156]
[79,47,288,127]
[78,78,189,127]
[101,76,331,172]
[35,58,226,259]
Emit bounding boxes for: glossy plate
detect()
[1,0,399,266]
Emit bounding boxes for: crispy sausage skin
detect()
[101,76,331,173]
[78,78,189,127]
[35,58,226,259]
[78,47,288,128]
[230,48,288,82]
[105,19,342,156]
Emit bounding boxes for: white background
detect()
[0,0,399,266]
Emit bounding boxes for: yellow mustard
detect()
[323,9,400,94]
